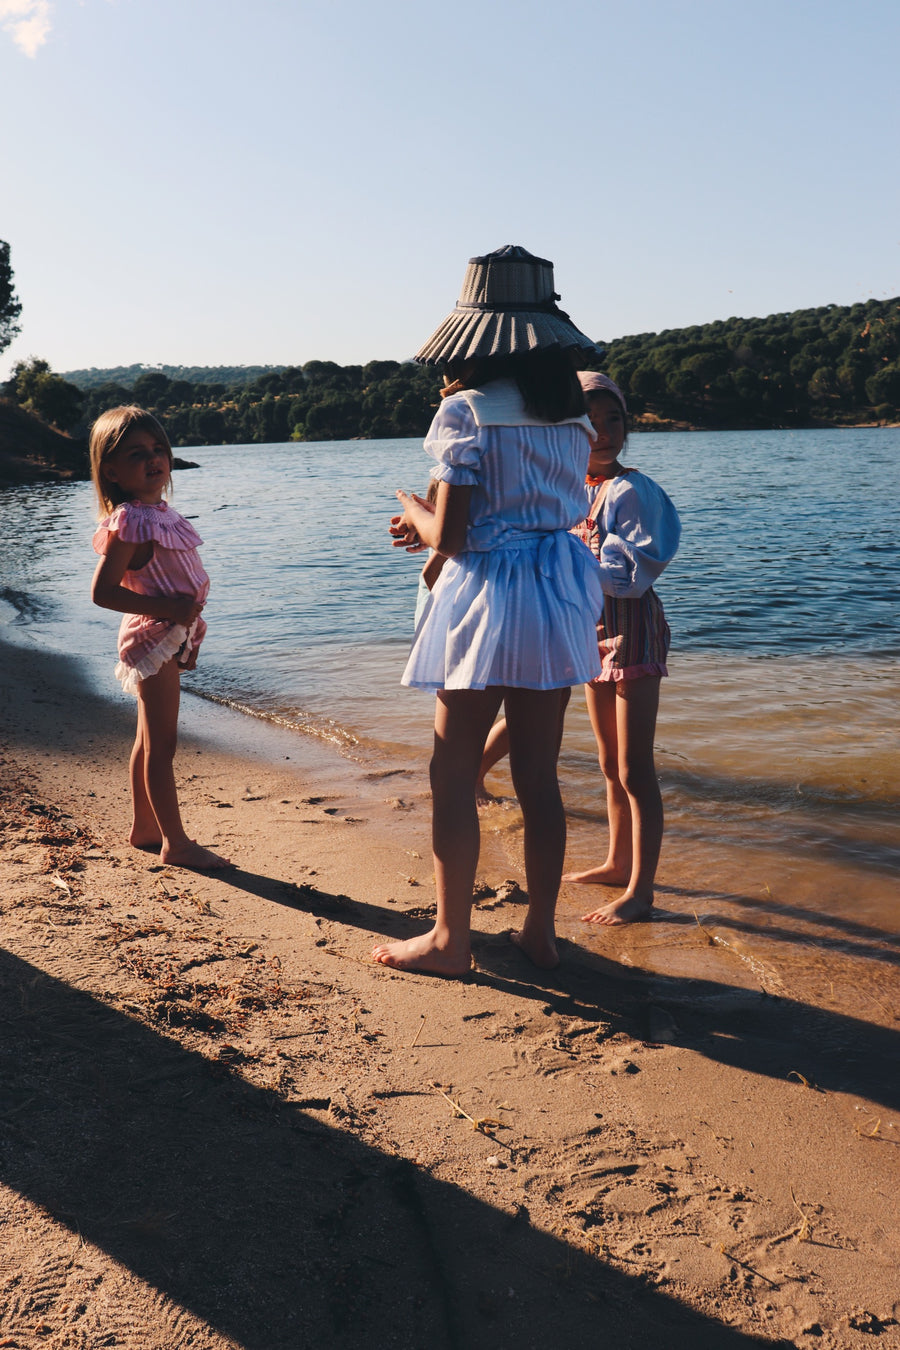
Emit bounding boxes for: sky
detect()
[2,0,899,378]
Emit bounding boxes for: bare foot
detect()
[371,928,472,976]
[130,820,163,849]
[130,832,163,851]
[160,840,232,870]
[475,782,500,808]
[510,924,559,970]
[562,862,630,886]
[581,892,654,926]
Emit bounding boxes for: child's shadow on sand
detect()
[207,865,432,938]
[203,869,900,1118]
[472,931,900,1117]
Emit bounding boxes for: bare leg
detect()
[563,680,632,886]
[129,720,163,848]
[373,689,503,975]
[505,686,570,969]
[136,661,231,869]
[476,689,568,806]
[581,676,662,924]
[475,717,509,806]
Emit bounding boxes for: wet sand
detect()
[1,635,899,1349]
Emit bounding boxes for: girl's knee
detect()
[514,774,563,817]
[144,733,178,764]
[619,762,659,798]
[598,752,620,784]
[430,757,479,796]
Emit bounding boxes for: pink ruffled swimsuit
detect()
[92,500,210,696]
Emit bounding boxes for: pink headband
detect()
[578,370,627,414]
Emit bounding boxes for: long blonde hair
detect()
[89,405,173,517]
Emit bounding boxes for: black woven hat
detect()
[414,244,598,365]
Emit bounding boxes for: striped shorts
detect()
[591,587,670,684]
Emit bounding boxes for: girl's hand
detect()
[166,594,204,627]
[390,484,472,558]
[179,645,199,672]
[389,512,425,551]
[390,490,435,552]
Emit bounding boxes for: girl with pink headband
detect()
[563,371,681,924]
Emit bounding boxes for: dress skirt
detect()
[403,530,605,692]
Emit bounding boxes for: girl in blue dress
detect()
[374,245,604,976]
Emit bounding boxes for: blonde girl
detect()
[90,405,229,869]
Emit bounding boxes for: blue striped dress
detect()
[402,380,606,692]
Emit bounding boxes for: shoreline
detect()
[2,635,898,1347]
[3,417,900,489]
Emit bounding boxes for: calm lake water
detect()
[2,427,898,1012]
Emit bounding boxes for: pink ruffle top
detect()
[92,500,210,695]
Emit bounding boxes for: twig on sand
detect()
[787,1069,823,1092]
[411,1014,426,1048]
[431,1082,509,1141]
[693,912,720,945]
[322,947,373,966]
[790,1187,813,1242]
[716,1244,781,1288]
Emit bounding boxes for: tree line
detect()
[2,357,446,446]
[2,231,899,443]
[52,295,900,440]
[596,296,900,428]
[64,360,446,445]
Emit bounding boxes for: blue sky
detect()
[2,0,898,377]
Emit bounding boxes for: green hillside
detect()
[26,294,900,445]
[590,295,900,429]
[61,363,287,391]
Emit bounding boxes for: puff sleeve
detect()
[594,473,681,599]
[424,395,484,486]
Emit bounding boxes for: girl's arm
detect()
[421,551,448,591]
[92,534,203,627]
[595,476,682,599]
[394,482,471,557]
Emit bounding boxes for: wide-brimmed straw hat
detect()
[415,244,599,365]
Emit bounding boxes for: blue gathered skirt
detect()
[403,530,605,692]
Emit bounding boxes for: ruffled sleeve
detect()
[92,501,203,556]
[595,472,681,598]
[424,395,483,486]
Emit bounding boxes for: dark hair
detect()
[447,349,585,423]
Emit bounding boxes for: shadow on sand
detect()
[0,947,781,1349]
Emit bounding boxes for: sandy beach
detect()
[1,633,898,1350]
